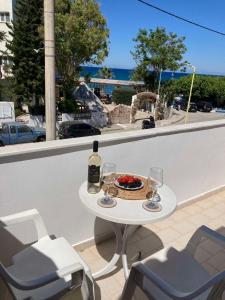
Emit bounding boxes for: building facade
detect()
[0,0,16,78]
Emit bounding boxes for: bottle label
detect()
[88,165,100,183]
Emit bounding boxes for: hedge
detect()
[112,88,136,105]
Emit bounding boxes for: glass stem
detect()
[152,188,157,200]
[104,187,109,202]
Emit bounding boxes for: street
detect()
[175,111,225,125]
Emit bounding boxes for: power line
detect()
[137,0,225,36]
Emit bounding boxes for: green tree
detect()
[162,75,225,107]
[0,31,5,42]
[98,67,113,79]
[0,31,14,101]
[83,72,92,84]
[55,0,109,100]
[6,0,44,108]
[0,31,6,81]
[132,27,187,90]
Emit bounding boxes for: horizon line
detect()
[82,66,225,76]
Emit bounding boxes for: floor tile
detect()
[171,219,196,235]
[76,190,225,300]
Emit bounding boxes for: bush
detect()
[15,107,24,117]
[57,99,80,114]
[112,88,136,105]
[28,104,45,116]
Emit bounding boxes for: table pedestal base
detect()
[93,223,140,280]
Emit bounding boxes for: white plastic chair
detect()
[121,226,225,300]
[0,209,95,300]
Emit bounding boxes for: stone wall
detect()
[108,104,131,124]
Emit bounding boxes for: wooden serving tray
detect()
[101,174,153,201]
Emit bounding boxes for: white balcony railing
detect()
[1,120,225,250]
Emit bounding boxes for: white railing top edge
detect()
[0,119,225,161]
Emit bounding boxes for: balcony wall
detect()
[1,120,225,249]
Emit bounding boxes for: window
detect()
[0,56,11,66]
[18,126,32,134]
[1,57,7,65]
[10,126,16,134]
[69,124,80,132]
[2,125,9,134]
[5,12,10,22]
[69,124,80,130]
[0,13,4,22]
[0,12,10,22]
[80,124,91,130]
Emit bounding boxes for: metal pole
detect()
[44,0,56,140]
[157,68,163,96]
[185,66,196,124]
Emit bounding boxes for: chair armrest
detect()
[0,209,48,240]
[186,225,225,256]
[131,262,225,300]
[0,262,84,291]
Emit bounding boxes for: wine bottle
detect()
[87,141,101,194]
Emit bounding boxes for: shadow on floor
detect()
[92,221,225,299]
[0,223,96,300]
[94,219,164,270]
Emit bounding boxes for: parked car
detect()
[196,101,212,112]
[0,122,46,146]
[142,116,155,129]
[58,122,101,139]
[173,102,180,110]
[180,102,197,113]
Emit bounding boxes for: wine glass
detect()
[145,167,163,210]
[99,163,117,207]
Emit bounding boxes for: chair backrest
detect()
[186,226,225,300]
[207,279,225,300]
[121,226,225,300]
[0,262,16,300]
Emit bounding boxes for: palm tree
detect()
[98,67,113,97]
[98,67,113,79]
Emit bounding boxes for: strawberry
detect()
[133,177,141,183]
[117,175,141,187]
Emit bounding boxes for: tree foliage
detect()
[55,0,109,99]
[0,31,6,43]
[132,27,187,90]
[98,67,113,79]
[6,0,44,106]
[0,31,6,81]
[162,75,225,107]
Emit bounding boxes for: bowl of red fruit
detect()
[115,175,144,190]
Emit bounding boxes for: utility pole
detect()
[185,65,196,124]
[44,0,56,140]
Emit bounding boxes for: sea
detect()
[81,66,189,94]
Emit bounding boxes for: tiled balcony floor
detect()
[76,190,225,300]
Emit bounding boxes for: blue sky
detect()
[95,0,225,74]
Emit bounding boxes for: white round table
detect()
[79,181,177,280]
